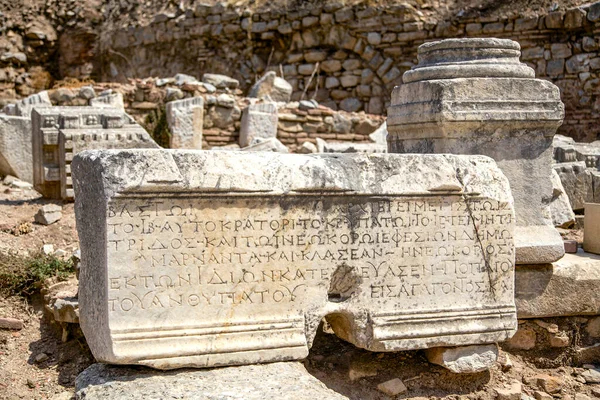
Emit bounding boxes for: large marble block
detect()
[32,107,159,199]
[73,150,517,370]
[166,97,203,149]
[388,38,565,265]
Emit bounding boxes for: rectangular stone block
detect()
[32,107,159,199]
[239,102,278,147]
[73,150,517,370]
[515,250,600,318]
[0,115,33,182]
[166,97,204,149]
[584,203,600,254]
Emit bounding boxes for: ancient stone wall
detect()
[42,82,384,151]
[2,1,600,141]
[94,2,600,141]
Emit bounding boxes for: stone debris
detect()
[548,331,570,347]
[376,378,407,396]
[424,344,498,374]
[586,316,600,337]
[505,327,537,350]
[202,73,239,90]
[369,121,387,146]
[527,374,563,394]
[493,381,522,400]
[564,240,578,253]
[497,352,513,371]
[578,343,600,365]
[166,97,203,149]
[239,102,278,148]
[35,353,49,363]
[316,137,386,153]
[174,73,199,86]
[581,368,600,384]
[54,248,68,258]
[549,169,575,228]
[75,362,349,400]
[0,317,24,330]
[9,179,33,189]
[34,204,62,225]
[0,115,33,182]
[388,38,565,265]
[348,361,378,381]
[241,137,289,153]
[79,86,96,100]
[89,92,125,110]
[248,71,293,103]
[42,244,55,255]
[72,149,516,370]
[534,391,553,400]
[298,141,317,154]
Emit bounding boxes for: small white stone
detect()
[42,244,55,255]
[377,378,407,396]
[298,141,317,154]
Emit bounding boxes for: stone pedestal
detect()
[387,38,565,265]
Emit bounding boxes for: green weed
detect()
[0,252,75,296]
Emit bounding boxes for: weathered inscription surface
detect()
[106,195,514,352]
[74,150,517,369]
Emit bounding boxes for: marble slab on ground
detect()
[515,249,600,318]
[75,362,349,400]
[73,149,517,369]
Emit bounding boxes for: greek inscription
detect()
[106,196,514,314]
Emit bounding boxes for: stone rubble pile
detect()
[553,134,600,222]
[1,35,600,400]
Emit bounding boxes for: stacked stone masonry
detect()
[3,2,600,141]
[97,2,600,141]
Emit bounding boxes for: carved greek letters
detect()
[106,196,514,315]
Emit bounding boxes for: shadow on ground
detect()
[304,322,493,399]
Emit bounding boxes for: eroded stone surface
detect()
[73,150,517,370]
[515,250,600,318]
[388,38,565,265]
[0,115,32,182]
[239,102,278,148]
[248,71,293,103]
[425,344,498,373]
[316,138,387,153]
[549,169,575,228]
[166,97,203,149]
[75,362,349,400]
[553,162,592,211]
